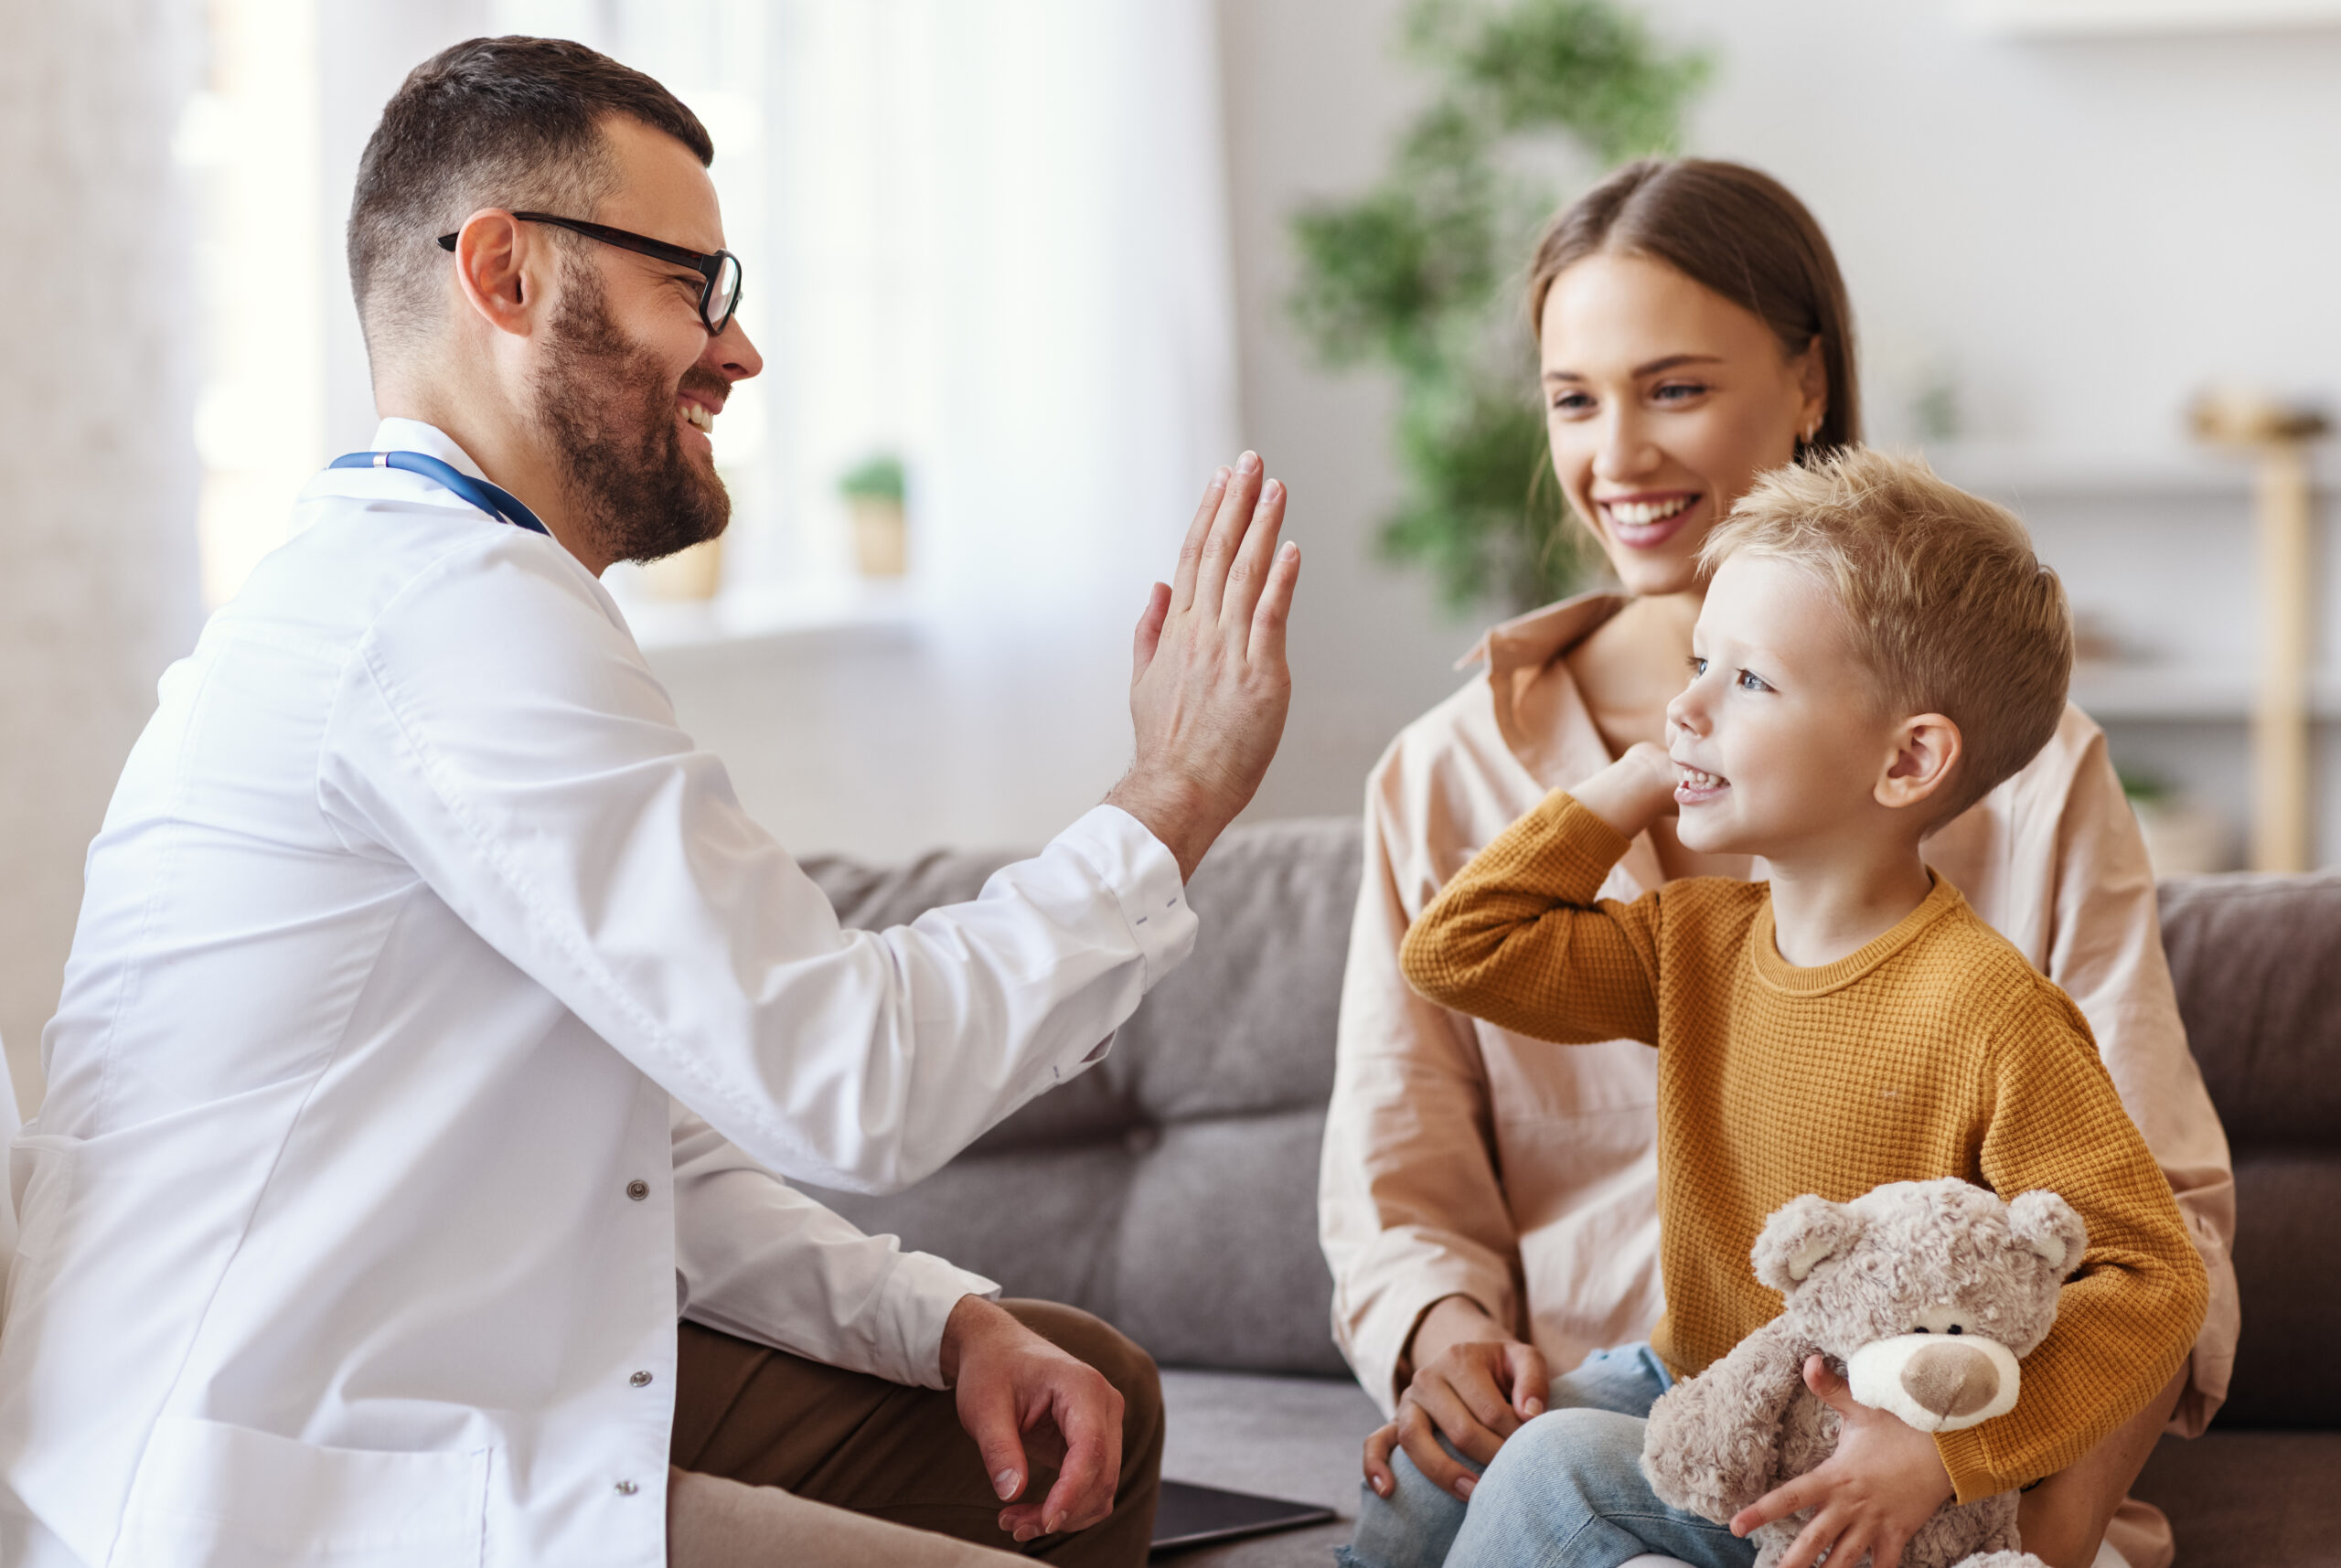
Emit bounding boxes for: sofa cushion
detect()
[2157,872,2341,1426]
[2157,871,2341,1152]
[799,817,1362,1375]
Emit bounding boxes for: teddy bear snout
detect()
[1902,1341,2001,1419]
[1845,1331,2023,1433]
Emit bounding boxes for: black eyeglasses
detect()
[436,212,743,336]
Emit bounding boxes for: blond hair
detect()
[1699,449,2072,824]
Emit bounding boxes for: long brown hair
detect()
[1527,158,1861,458]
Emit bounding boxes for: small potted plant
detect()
[839,453,908,577]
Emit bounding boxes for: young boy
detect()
[1398,449,2207,1568]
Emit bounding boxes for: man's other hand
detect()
[1106,452,1300,880]
[940,1295,1126,1543]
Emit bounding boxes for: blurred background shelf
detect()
[2069,667,2341,723]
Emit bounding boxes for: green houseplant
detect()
[1288,0,1708,613]
[839,453,909,578]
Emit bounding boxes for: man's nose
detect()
[707,316,764,382]
[1901,1341,2001,1419]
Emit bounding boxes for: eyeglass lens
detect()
[710,255,743,331]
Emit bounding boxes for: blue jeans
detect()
[1337,1343,1755,1568]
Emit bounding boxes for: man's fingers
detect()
[1504,1343,1552,1421]
[1131,581,1171,686]
[1362,1423,1400,1499]
[1219,476,1287,634]
[1394,1405,1479,1501]
[1245,539,1300,669]
[1169,468,1228,614]
[1033,1380,1121,1536]
[958,1381,1031,1506]
[1189,452,1263,620]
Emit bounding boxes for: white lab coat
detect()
[0,420,1197,1567]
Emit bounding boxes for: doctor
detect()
[0,36,1300,1568]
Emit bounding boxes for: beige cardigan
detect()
[1319,593,2239,1545]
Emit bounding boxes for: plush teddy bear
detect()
[1641,1178,2088,1568]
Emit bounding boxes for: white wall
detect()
[1652,2,2341,453]
[0,1,206,1107]
[1200,0,2341,858]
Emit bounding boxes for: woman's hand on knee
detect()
[1363,1339,1550,1503]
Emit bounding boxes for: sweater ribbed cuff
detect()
[1933,1426,2006,1507]
[1533,792,1634,901]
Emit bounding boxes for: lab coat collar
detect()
[296,419,497,509]
[369,417,494,482]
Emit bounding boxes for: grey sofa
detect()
[802,821,2338,1567]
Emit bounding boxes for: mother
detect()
[1320,158,2237,1568]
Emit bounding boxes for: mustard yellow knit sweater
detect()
[1399,792,2208,1503]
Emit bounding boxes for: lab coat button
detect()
[615,1479,639,1496]
[630,1370,653,1387]
[625,1179,649,1200]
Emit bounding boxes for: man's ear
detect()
[448,208,542,340]
[1876,712,1962,813]
[1753,1193,1863,1294]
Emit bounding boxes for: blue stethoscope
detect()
[328,450,550,536]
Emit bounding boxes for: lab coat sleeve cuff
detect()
[891,1250,1004,1389]
[1054,804,1199,992]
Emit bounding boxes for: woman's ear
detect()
[1876,713,1962,814]
[1794,339,1829,443]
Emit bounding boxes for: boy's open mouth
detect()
[1674,763,1729,805]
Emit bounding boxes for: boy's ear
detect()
[1876,713,1962,813]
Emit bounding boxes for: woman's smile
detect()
[1597,489,1705,550]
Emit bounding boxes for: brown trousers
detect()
[666,1300,1164,1568]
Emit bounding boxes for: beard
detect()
[533,265,731,565]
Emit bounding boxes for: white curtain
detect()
[0,0,206,1110]
[641,0,1244,859]
[898,0,1242,847]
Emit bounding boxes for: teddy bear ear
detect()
[1752,1193,1864,1293]
[2006,1189,2089,1275]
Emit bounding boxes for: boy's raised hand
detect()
[1566,741,1680,841]
[1730,1354,1954,1568]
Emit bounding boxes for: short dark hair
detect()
[347,36,712,365]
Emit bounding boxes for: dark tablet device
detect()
[1149,1478,1338,1553]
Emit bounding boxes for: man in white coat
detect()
[0,37,1303,1568]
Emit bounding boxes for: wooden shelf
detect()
[2071,664,2341,722]
[1924,442,2341,500]
[1958,0,2341,36]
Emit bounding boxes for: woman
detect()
[1320,158,2237,1568]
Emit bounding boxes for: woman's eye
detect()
[1652,380,1710,404]
[1550,390,1595,415]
